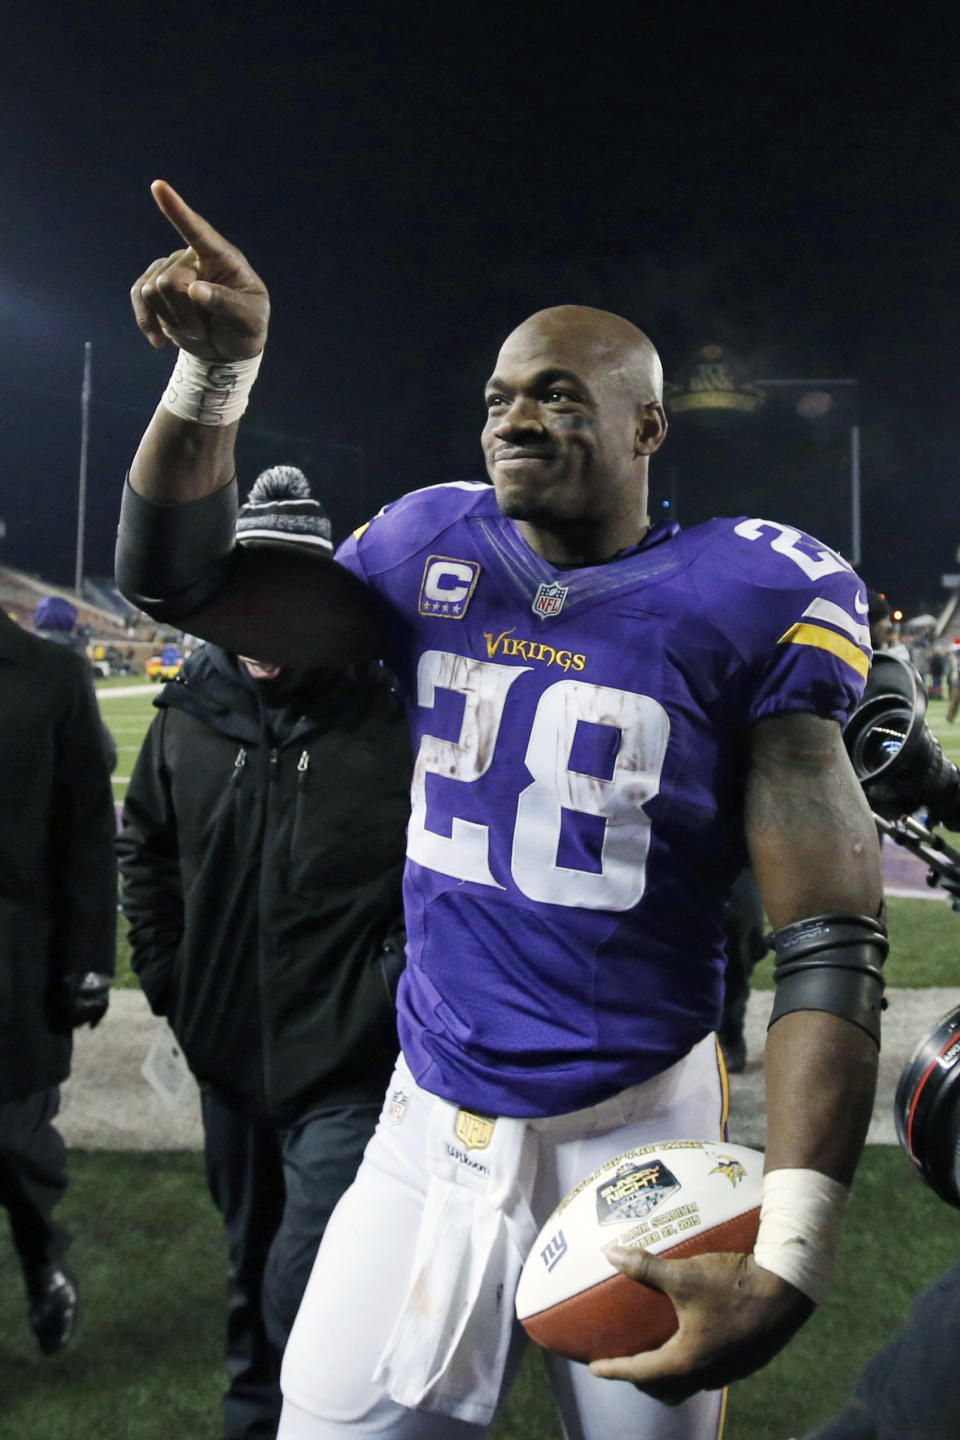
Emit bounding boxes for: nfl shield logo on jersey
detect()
[532,581,568,619]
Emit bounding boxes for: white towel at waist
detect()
[371,1088,539,1425]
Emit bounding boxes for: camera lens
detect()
[857,715,908,776]
[896,1004,960,1210]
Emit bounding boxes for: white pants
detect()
[279,1037,729,1440]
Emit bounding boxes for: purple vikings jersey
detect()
[336,482,871,1118]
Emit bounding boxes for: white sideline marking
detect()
[886,886,949,902]
[96,684,158,700]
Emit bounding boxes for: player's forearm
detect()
[744,711,884,1182]
[763,1010,877,1183]
[129,404,238,502]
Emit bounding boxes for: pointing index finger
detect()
[150,180,234,261]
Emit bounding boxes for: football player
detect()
[119,182,885,1440]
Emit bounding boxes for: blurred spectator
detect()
[117,467,412,1440]
[0,607,116,1354]
[802,1262,960,1439]
[945,641,960,723]
[35,596,118,770]
[718,868,769,1074]
[867,590,910,663]
[33,595,85,655]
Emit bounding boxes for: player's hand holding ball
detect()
[130,181,270,363]
[590,1242,813,1404]
[517,1139,814,1404]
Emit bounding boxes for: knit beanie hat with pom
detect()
[235,466,333,554]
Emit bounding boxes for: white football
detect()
[516,1138,763,1363]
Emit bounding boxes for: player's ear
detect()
[635,401,668,456]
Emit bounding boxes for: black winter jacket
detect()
[0,611,117,1100]
[117,646,412,1117]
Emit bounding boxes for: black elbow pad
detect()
[767,913,888,1046]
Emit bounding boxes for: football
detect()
[515,1138,764,1363]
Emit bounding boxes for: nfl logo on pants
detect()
[454,1108,495,1150]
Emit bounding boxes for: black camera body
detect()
[844,652,960,1210]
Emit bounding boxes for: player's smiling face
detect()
[481,313,666,563]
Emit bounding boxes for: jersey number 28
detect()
[406,651,669,912]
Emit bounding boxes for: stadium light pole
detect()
[753,377,861,568]
[74,341,92,595]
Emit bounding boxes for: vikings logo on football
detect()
[710,1154,749,1186]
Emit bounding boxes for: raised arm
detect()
[591,711,884,1400]
[119,182,383,664]
[128,180,269,500]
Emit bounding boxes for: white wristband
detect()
[162,349,263,427]
[752,1168,848,1304]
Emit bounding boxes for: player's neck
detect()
[514,516,650,568]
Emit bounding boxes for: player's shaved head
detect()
[482,303,668,564]
[497,305,664,406]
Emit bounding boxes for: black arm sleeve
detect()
[115,477,239,624]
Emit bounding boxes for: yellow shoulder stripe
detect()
[352,520,372,541]
[778,622,870,678]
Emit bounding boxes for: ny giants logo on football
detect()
[539,1230,568,1273]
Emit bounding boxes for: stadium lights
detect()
[666,347,861,567]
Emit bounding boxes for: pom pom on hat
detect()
[235,466,333,554]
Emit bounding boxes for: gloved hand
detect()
[54,972,112,1030]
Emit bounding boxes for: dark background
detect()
[1,2,957,613]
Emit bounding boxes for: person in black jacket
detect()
[117,467,412,1440]
[0,607,116,1355]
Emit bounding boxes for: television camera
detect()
[843,652,960,1209]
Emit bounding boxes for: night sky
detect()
[2,4,957,615]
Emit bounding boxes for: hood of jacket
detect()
[153,644,371,749]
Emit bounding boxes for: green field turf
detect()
[39,679,953,1439]
[96,684,158,805]
[0,1150,955,1440]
